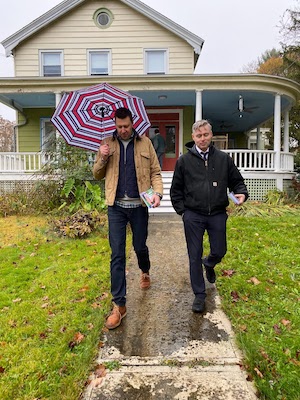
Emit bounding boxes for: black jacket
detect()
[170,144,248,215]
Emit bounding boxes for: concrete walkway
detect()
[83,214,258,399]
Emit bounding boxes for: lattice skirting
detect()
[244,179,276,201]
[0,180,37,193]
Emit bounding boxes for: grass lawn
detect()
[0,216,112,400]
[218,214,300,400]
[0,212,299,400]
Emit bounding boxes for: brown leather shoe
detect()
[140,273,150,289]
[105,304,127,330]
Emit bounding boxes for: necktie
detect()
[201,152,208,161]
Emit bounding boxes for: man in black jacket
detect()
[170,119,248,313]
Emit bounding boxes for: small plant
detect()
[103,361,121,371]
[59,178,106,213]
[264,189,287,205]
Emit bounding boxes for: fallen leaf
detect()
[248,277,261,285]
[96,292,109,301]
[12,298,22,303]
[241,295,249,302]
[254,367,264,378]
[222,269,235,277]
[273,324,282,335]
[239,324,247,332]
[74,332,84,344]
[41,303,49,309]
[87,323,94,330]
[59,365,67,376]
[85,240,98,246]
[79,286,89,292]
[39,332,48,340]
[94,364,106,378]
[281,319,291,326]
[0,366,5,373]
[289,358,300,366]
[230,291,240,302]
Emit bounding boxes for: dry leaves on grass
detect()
[248,277,261,285]
[222,269,236,277]
[68,332,85,349]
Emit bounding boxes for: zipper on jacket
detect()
[205,158,211,214]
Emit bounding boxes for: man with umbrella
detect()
[93,107,163,329]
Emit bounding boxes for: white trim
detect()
[144,49,168,75]
[1,0,204,57]
[87,49,112,75]
[39,50,64,77]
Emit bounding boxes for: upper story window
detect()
[39,51,63,77]
[88,50,111,75]
[144,49,168,74]
[94,8,114,29]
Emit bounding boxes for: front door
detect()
[148,112,179,171]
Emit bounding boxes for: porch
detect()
[0,150,296,211]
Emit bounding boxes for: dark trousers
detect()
[183,210,228,299]
[108,204,150,306]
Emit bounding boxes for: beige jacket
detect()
[93,135,163,206]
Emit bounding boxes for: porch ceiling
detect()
[0,74,298,134]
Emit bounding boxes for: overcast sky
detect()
[0,0,296,120]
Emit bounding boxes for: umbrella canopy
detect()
[51,82,151,151]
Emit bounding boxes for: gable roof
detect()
[1,0,204,56]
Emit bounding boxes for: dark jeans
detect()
[183,210,228,299]
[108,204,150,306]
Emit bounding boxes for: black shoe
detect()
[192,297,205,313]
[205,265,216,283]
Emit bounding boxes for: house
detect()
[0,0,300,210]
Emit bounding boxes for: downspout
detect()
[11,102,28,152]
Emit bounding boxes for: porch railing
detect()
[223,150,294,172]
[0,150,295,175]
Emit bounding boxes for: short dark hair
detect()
[114,107,133,122]
[154,129,159,134]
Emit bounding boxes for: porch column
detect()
[195,90,203,121]
[274,94,281,172]
[283,110,289,153]
[55,92,62,140]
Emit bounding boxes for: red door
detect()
[148,113,179,171]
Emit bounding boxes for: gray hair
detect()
[192,119,212,133]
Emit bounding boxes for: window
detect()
[40,51,63,77]
[40,119,56,165]
[144,50,168,74]
[88,50,111,75]
[94,8,114,29]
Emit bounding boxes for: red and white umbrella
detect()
[51,82,151,151]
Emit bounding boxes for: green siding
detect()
[18,108,55,152]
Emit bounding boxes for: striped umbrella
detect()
[51,82,151,151]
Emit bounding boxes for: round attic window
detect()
[94,9,113,28]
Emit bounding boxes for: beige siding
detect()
[14,0,194,77]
